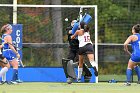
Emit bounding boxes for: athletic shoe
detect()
[0,81,6,85]
[77,79,81,83]
[124,82,131,86]
[6,81,13,85]
[0,81,17,85]
[10,81,18,84]
[67,78,73,84]
[137,81,140,84]
[16,79,23,83]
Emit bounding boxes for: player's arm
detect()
[0,45,3,49]
[71,30,79,39]
[5,36,20,59]
[124,36,132,55]
[0,40,7,49]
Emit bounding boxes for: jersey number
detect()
[84,36,90,42]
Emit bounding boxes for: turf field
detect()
[0,82,140,93]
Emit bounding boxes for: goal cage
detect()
[0,4,98,82]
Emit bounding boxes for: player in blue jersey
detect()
[124,24,140,86]
[0,43,11,85]
[1,24,20,84]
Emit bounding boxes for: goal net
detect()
[0,4,98,82]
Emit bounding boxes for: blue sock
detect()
[126,69,132,82]
[15,69,18,80]
[134,66,140,81]
[12,69,18,81]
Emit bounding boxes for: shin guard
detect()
[62,58,76,79]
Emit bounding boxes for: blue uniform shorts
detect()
[2,49,16,62]
[130,54,140,62]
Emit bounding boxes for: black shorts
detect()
[67,48,79,61]
[0,54,5,60]
[79,43,94,55]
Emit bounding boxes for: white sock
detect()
[0,67,8,77]
[78,66,83,80]
[90,61,97,67]
[2,72,6,82]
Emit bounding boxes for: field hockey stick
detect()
[16,58,25,67]
[19,59,25,67]
[0,38,22,50]
[0,59,8,64]
[79,7,83,22]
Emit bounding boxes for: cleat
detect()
[124,82,131,86]
[0,81,6,85]
[67,78,73,84]
[6,81,12,85]
[137,81,140,84]
[16,79,23,83]
[77,79,81,83]
[10,81,18,84]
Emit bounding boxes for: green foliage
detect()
[62,0,139,43]
[99,62,127,74]
[18,0,45,4]
[1,0,140,69]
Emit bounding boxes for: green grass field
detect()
[0,82,140,93]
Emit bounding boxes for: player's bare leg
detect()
[87,54,98,76]
[77,55,84,82]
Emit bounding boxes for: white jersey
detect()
[78,32,92,47]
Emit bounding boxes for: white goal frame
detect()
[0,3,98,83]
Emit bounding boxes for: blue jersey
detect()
[130,34,140,62]
[2,34,16,62]
[2,34,10,49]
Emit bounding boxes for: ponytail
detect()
[84,24,89,32]
[133,24,140,33]
[80,21,89,32]
[1,24,12,34]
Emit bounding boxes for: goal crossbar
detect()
[0,4,97,8]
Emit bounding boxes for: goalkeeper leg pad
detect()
[67,60,76,79]
[62,58,69,78]
[62,58,76,79]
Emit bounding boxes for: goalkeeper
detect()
[62,20,92,84]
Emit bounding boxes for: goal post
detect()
[0,4,98,83]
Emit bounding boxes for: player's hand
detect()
[16,53,20,59]
[1,40,7,48]
[71,35,75,39]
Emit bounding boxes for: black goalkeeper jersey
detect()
[66,26,79,50]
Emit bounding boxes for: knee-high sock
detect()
[2,72,6,82]
[90,61,98,76]
[12,69,18,81]
[126,69,132,82]
[78,66,83,80]
[134,66,140,81]
[0,67,8,77]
